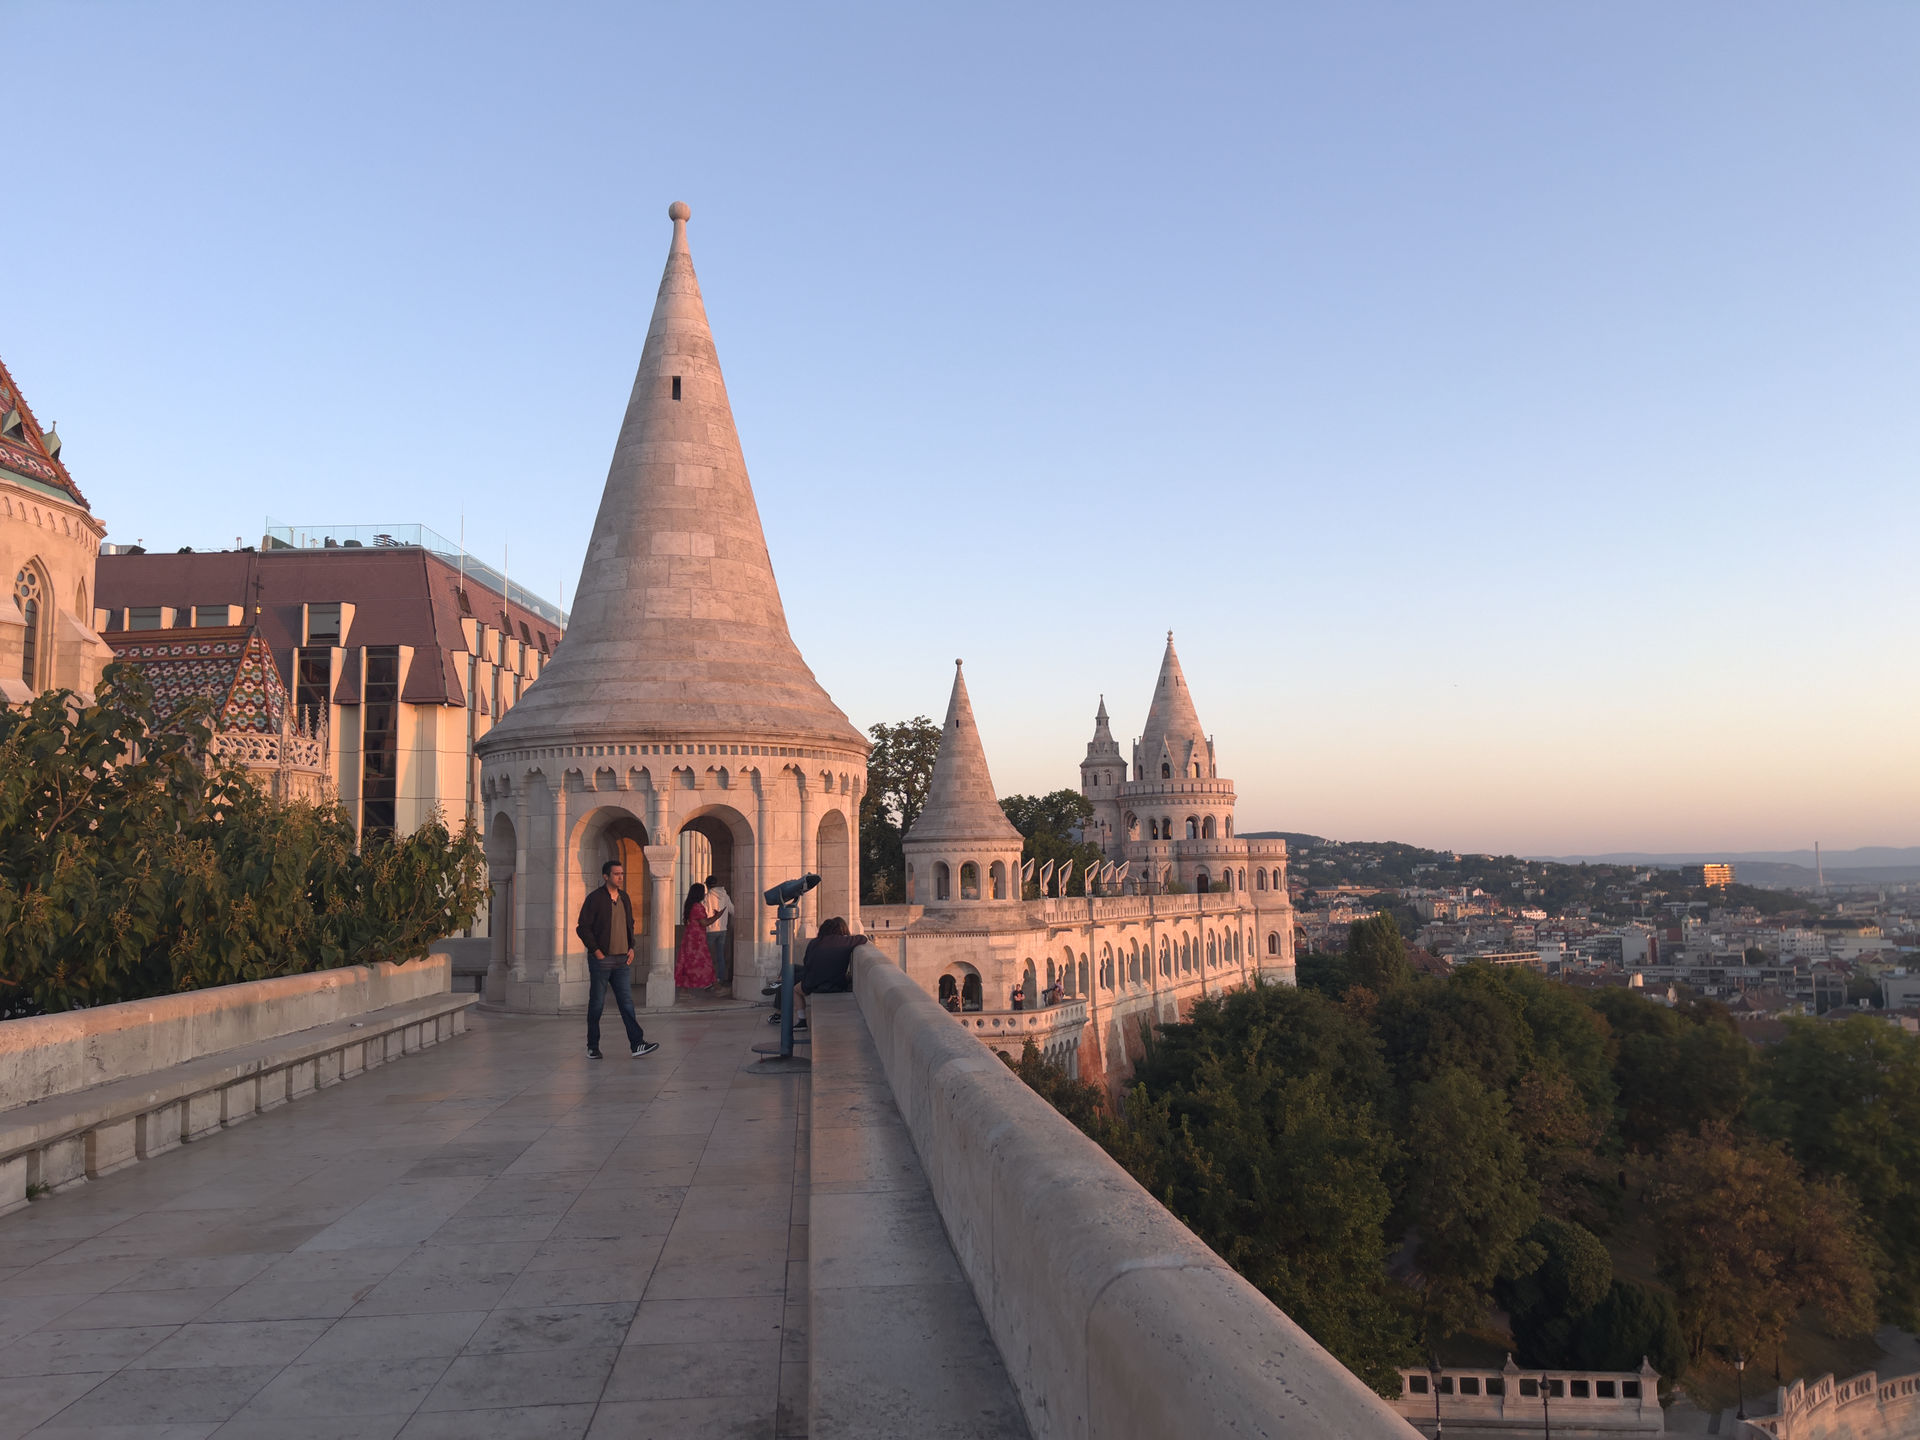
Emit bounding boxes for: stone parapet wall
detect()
[1741,1367,1920,1439]
[847,943,1416,1439]
[0,956,451,1106]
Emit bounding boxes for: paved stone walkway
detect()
[0,1009,810,1439]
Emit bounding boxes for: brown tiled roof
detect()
[96,546,560,704]
[0,354,90,510]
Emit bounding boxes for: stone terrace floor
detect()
[0,1008,813,1439]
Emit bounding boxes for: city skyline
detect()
[9,3,1916,855]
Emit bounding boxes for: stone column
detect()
[796,771,813,938]
[549,773,573,998]
[643,843,678,1010]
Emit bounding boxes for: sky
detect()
[7,3,1917,856]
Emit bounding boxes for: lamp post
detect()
[1735,1350,1747,1421]
[1428,1356,1444,1438]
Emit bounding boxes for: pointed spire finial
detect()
[668,201,691,254]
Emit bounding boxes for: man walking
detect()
[575,859,659,1060]
[704,872,735,992]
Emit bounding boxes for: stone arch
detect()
[1124,811,1138,841]
[1186,816,1199,840]
[1237,868,1246,891]
[934,862,951,901]
[1225,816,1233,838]
[960,861,980,900]
[1126,943,1139,986]
[13,558,49,689]
[1160,937,1172,976]
[942,962,981,1012]
[1161,762,1171,779]
[906,862,917,903]
[1202,815,1216,839]
[1257,868,1267,891]
[1021,958,1038,1008]
[1195,869,1210,893]
[1078,956,1089,996]
[571,803,653,958]
[1207,930,1218,965]
[989,859,1008,899]
[486,809,519,974]
[1268,931,1281,955]
[816,808,851,926]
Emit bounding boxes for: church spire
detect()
[480,202,863,754]
[1138,631,1210,780]
[905,661,1022,845]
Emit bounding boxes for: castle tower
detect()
[902,661,1024,905]
[1079,696,1125,858]
[476,203,867,1012]
[1116,633,1236,889]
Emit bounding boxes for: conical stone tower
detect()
[903,661,1024,904]
[477,204,867,1014]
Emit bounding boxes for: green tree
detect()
[1347,913,1411,992]
[1644,1121,1878,1361]
[1587,990,1752,1150]
[0,666,486,1014]
[999,789,1104,896]
[1399,1067,1541,1343]
[858,716,941,904]
[1499,1216,1613,1366]
[1567,1280,1687,1386]
[1754,1015,1920,1326]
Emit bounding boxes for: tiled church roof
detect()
[105,626,287,733]
[0,354,89,509]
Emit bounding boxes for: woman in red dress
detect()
[675,882,719,992]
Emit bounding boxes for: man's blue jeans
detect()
[708,930,730,985]
[588,959,644,1053]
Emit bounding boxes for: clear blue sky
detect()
[9,3,1917,855]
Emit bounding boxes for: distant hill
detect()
[1537,847,1920,886]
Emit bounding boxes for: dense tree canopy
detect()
[999,789,1104,897]
[858,715,940,904]
[0,667,487,1015]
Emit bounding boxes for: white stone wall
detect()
[481,741,864,1013]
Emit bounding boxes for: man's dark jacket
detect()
[575,886,636,965]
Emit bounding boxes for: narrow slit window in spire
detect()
[671,376,682,400]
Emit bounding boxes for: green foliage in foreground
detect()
[1004,924,1904,1398]
[0,666,487,1015]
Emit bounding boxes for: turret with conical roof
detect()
[1135,632,1212,782]
[1080,695,1126,857]
[474,205,866,1016]
[479,201,864,756]
[903,661,1023,904]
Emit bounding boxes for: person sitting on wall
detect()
[943,992,962,1014]
[1043,979,1064,1006]
[768,916,868,1031]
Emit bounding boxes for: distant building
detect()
[1685,863,1735,888]
[96,527,563,857]
[1,355,111,702]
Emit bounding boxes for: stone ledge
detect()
[806,991,1029,1439]
[847,944,1419,1440]
[0,990,475,1215]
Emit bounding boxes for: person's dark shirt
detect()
[576,886,636,963]
[798,933,866,994]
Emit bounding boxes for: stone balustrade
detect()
[1396,1360,1660,1435]
[846,943,1416,1438]
[0,957,473,1214]
[1742,1366,1920,1439]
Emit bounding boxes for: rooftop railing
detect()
[262,522,569,629]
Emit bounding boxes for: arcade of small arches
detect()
[1130,812,1235,843]
[911,857,1013,903]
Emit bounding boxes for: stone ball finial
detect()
[955,658,964,669]
[668,201,691,222]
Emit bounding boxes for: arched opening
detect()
[906,862,916,902]
[1186,817,1199,840]
[1237,868,1245,891]
[14,562,47,689]
[1078,957,1089,996]
[1161,762,1171,779]
[816,809,851,926]
[671,803,754,986]
[486,810,520,975]
[1127,945,1139,985]
[1022,959,1038,1007]
[934,862,951,901]
[1193,762,1202,778]
[571,807,653,967]
[1195,870,1210,893]
[1268,932,1281,955]
[1124,812,1138,841]
[1257,868,1267,891]
[938,974,958,1008]
[950,965,982,1012]
[1207,931,1218,966]
[1161,938,1172,976]
[1202,816,1216,839]
[960,861,980,900]
[1225,816,1233,838]
[989,860,1007,899]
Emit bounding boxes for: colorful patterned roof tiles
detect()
[105,626,287,734]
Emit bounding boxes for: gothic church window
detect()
[15,565,45,687]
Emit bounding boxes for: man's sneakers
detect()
[587,1048,604,1060]
[760,984,780,997]
[631,1041,660,1058]
[765,1012,806,1030]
